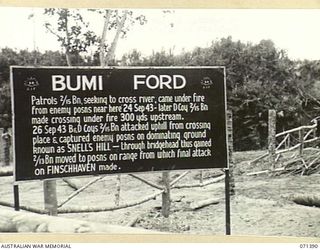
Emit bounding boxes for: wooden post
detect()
[225,168,231,235]
[299,129,304,156]
[1,128,11,166]
[43,180,58,216]
[8,128,13,164]
[161,171,170,218]
[268,110,276,171]
[226,110,235,195]
[13,184,20,211]
[0,128,3,164]
[317,119,320,137]
[115,174,121,206]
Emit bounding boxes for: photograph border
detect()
[0,0,320,243]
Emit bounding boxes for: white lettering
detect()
[67,75,79,91]
[134,75,146,90]
[146,75,160,89]
[81,75,99,90]
[173,75,186,89]
[133,74,186,90]
[160,75,172,89]
[52,75,66,91]
[52,75,103,91]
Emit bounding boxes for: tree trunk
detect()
[105,10,128,65]
[190,198,220,210]
[115,174,121,206]
[99,9,111,67]
[292,195,320,208]
[65,50,72,67]
[43,180,58,216]
[0,208,159,233]
[161,171,170,218]
[64,9,72,66]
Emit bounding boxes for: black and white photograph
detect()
[0,2,320,241]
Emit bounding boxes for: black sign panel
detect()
[11,66,227,181]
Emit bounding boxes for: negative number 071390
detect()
[300,244,319,249]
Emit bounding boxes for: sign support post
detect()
[225,168,231,235]
[13,184,20,211]
[224,109,234,235]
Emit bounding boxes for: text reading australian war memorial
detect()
[11,66,227,181]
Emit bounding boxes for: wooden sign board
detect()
[11,66,227,181]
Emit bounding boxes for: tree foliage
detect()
[1,37,319,151]
[0,48,71,127]
[43,8,147,66]
[122,37,320,150]
[43,8,98,66]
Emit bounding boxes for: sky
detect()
[0,7,320,60]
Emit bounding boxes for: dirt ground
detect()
[0,150,320,237]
